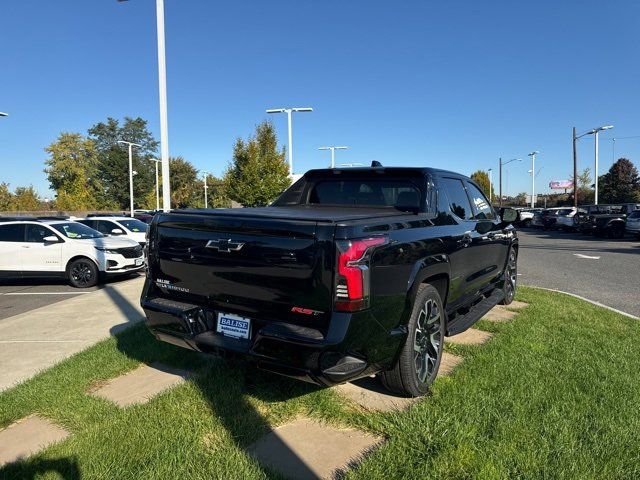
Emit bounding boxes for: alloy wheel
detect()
[71,263,93,287]
[505,249,517,302]
[413,298,442,383]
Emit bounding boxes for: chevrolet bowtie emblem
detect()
[205,239,245,253]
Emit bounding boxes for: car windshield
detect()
[118,219,148,233]
[51,222,104,239]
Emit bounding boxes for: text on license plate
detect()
[216,312,251,340]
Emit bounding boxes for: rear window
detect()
[275,177,422,210]
[0,224,25,242]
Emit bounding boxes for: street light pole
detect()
[528,151,540,208]
[579,125,613,205]
[117,141,142,217]
[266,107,313,174]
[318,146,349,168]
[203,172,208,209]
[118,0,171,211]
[498,157,522,206]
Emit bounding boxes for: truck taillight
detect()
[334,237,388,312]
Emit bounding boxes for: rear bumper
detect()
[140,291,401,386]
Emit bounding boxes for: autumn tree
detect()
[599,158,640,203]
[0,183,12,211]
[223,121,291,207]
[11,186,42,211]
[44,133,112,210]
[470,170,495,200]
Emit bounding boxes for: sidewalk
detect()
[0,277,145,392]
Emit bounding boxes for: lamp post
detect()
[118,0,171,212]
[149,158,161,211]
[498,158,522,206]
[203,172,208,209]
[117,141,142,217]
[318,146,349,168]
[487,168,493,203]
[266,107,313,174]
[528,151,540,208]
[575,125,613,205]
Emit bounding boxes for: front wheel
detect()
[68,258,99,288]
[380,284,445,397]
[500,248,517,305]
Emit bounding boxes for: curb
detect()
[525,286,639,320]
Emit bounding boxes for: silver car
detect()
[626,210,640,237]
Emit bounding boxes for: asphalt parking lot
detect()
[517,228,640,317]
[0,273,143,321]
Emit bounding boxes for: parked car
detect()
[553,207,578,230]
[531,208,561,229]
[626,210,640,238]
[575,203,640,238]
[77,216,148,246]
[0,219,144,287]
[516,208,541,227]
[141,165,519,397]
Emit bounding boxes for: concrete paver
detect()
[90,362,190,407]
[439,351,464,375]
[483,308,517,322]
[0,277,145,392]
[505,300,528,310]
[335,377,417,412]
[247,418,383,480]
[0,415,69,467]
[447,328,493,345]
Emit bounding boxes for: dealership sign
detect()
[549,180,573,190]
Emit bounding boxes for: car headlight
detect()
[95,247,120,254]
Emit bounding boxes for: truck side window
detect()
[0,224,25,242]
[465,182,495,220]
[439,178,473,220]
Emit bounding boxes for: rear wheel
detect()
[608,223,625,239]
[380,284,444,397]
[500,248,517,305]
[68,258,98,288]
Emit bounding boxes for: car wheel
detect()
[522,219,531,228]
[67,258,98,288]
[499,248,517,305]
[380,284,445,397]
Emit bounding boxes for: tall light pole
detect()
[266,107,313,174]
[117,141,142,217]
[118,0,171,212]
[203,172,208,209]
[498,158,522,206]
[149,158,161,211]
[575,125,613,205]
[528,151,540,208]
[318,146,349,168]
[487,168,493,203]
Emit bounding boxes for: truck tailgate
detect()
[149,213,334,329]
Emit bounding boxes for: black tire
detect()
[499,247,517,305]
[380,284,445,397]
[67,258,99,288]
[522,219,531,228]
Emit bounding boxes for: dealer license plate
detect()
[216,312,251,340]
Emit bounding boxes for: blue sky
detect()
[1,0,639,198]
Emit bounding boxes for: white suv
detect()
[76,216,148,246]
[0,219,144,288]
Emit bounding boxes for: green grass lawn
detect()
[1,287,640,479]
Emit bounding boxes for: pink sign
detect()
[549,180,573,189]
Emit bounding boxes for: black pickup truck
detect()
[575,203,640,238]
[141,166,519,397]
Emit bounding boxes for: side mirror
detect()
[500,207,518,224]
[111,228,124,235]
[43,235,60,243]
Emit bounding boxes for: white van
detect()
[0,219,144,287]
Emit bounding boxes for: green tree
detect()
[0,183,13,210]
[470,170,495,200]
[205,174,231,208]
[223,121,291,207]
[167,156,200,208]
[11,186,41,211]
[44,133,112,210]
[599,158,640,203]
[569,167,594,205]
[88,117,158,210]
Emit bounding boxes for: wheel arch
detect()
[64,255,99,279]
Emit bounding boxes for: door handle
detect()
[457,231,472,248]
